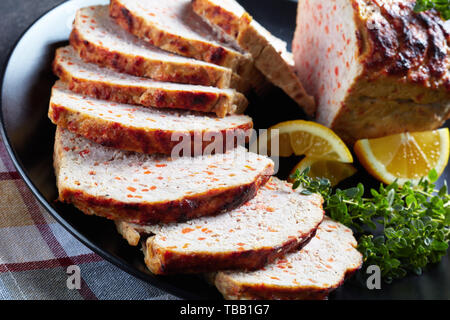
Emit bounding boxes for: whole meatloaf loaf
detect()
[212,217,362,300]
[48,81,253,155]
[70,6,236,88]
[116,178,324,275]
[54,128,274,224]
[293,0,450,143]
[53,46,248,118]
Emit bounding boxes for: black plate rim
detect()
[0,0,205,300]
[1,0,449,301]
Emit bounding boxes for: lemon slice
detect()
[255,120,353,162]
[289,157,358,187]
[354,128,450,185]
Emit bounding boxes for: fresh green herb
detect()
[291,168,450,283]
[414,0,450,20]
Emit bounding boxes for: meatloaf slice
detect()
[70,6,235,88]
[109,0,250,71]
[54,128,274,224]
[192,0,316,116]
[116,178,324,275]
[212,217,362,300]
[53,46,248,117]
[49,81,253,155]
[294,0,450,143]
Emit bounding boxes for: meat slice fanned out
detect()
[293,0,450,143]
[213,217,362,300]
[70,5,236,88]
[109,0,250,71]
[54,128,274,224]
[116,177,324,275]
[53,46,248,117]
[49,81,253,155]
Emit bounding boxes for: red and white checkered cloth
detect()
[0,136,177,300]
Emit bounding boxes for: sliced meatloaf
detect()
[109,0,250,71]
[54,128,274,224]
[116,178,324,275]
[192,0,316,116]
[49,81,253,155]
[293,0,450,143]
[53,46,248,117]
[213,217,362,300]
[70,6,236,88]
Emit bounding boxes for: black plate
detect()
[1,0,449,300]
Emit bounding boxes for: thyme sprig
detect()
[291,168,450,283]
[415,0,450,20]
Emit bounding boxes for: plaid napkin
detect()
[0,136,177,300]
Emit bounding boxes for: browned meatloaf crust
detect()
[60,178,270,225]
[123,178,325,274]
[294,0,450,143]
[213,218,362,300]
[214,268,359,300]
[143,231,316,275]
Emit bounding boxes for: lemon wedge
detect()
[354,128,449,185]
[289,157,357,187]
[255,120,353,162]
